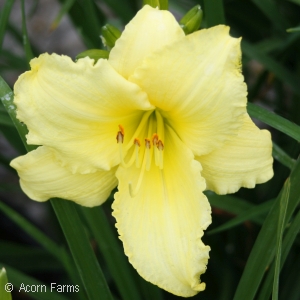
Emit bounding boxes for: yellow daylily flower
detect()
[10,5,273,297]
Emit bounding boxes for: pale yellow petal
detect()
[113,126,211,297]
[10,147,117,207]
[197,115,273,194]
[130,25,247,156]
[14,53,153,173]
[109,5,184,79]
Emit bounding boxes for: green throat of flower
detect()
[116,110,165,197]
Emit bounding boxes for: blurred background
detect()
[1,0,300,299]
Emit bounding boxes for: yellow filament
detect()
[157,140,164,169]
[145,116,154,171]
[129,151,147,197]
[155,110,164,142]
[155,110,164,169]
[158,148,164,169]
[152,133,159,167]
[134,139,141,168]
[119,143,136,168]
[125,110,153,151]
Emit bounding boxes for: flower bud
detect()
[76,49,109,62]
[101,24,121,50]
[179,5,203,35]
[143,0,168,10]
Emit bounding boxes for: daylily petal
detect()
[130,25,247,156]
[109,5,184,79]
[113,126,211,297]
[10,146,117,207]
[14,53,153,173]
[197,115,273,194]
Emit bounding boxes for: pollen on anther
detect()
[152,133,159,146]
[118,124,125,135]
[157,140,164,151]
[145,138,151,149]
[134,138,141,147]
[116,124,124,144]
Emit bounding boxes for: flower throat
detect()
[116,110,165,197]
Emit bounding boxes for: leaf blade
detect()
[233,157,300,300]
[247,103,300,142]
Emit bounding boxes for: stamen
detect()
[129,148,147,197]
[125,111,153,151]
[145,138,151,171]
[134,138,141,167]
[157,140,164,151]
[152,133,159,146]
[119,124,124,135]
[145,116,154,171]
[155,110,164,142]
[152,133,159,166]
[116,125,124,144]
[134,138,141,147]
[116,125,135,168]
[145,138,151,149]
[157,140,164,169]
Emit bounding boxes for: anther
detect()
[157,140,164,151]
[117,125,135,168]
[116,124,124,144]
[152,133,159,166]
[157,140,164,169]
[134,138,141,147]
[152,133,159,146]
[119,124,124,135]
[145,138,151,149]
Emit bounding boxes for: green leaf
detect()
[0,126,27,154]
[0,268,12,300]
[63,0,105,48]
[208,199,275,235]
[0,75,35,152]
[76,49,109,61]
[203,0,225,27]
[0,199,86,300]
[51,0,76,30]
[272,180,289,300]
[251,0,289,32]
[287,0,300,5]
[287,26,300,32]
[272,142,296,170]
[21,0,34,64]
[206,192,253,212]
[143,0,168,9]
[51,199,114,300]
[0,0,15,52]
[0,113,13,126]
[242,40,300,96]
[257,209,300,300]
[0,201,67,264]
[0,241,62,272]
[247,103,300,142]
[81,206,142,300]
[99,0,134,22]
[233,158,300,300]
